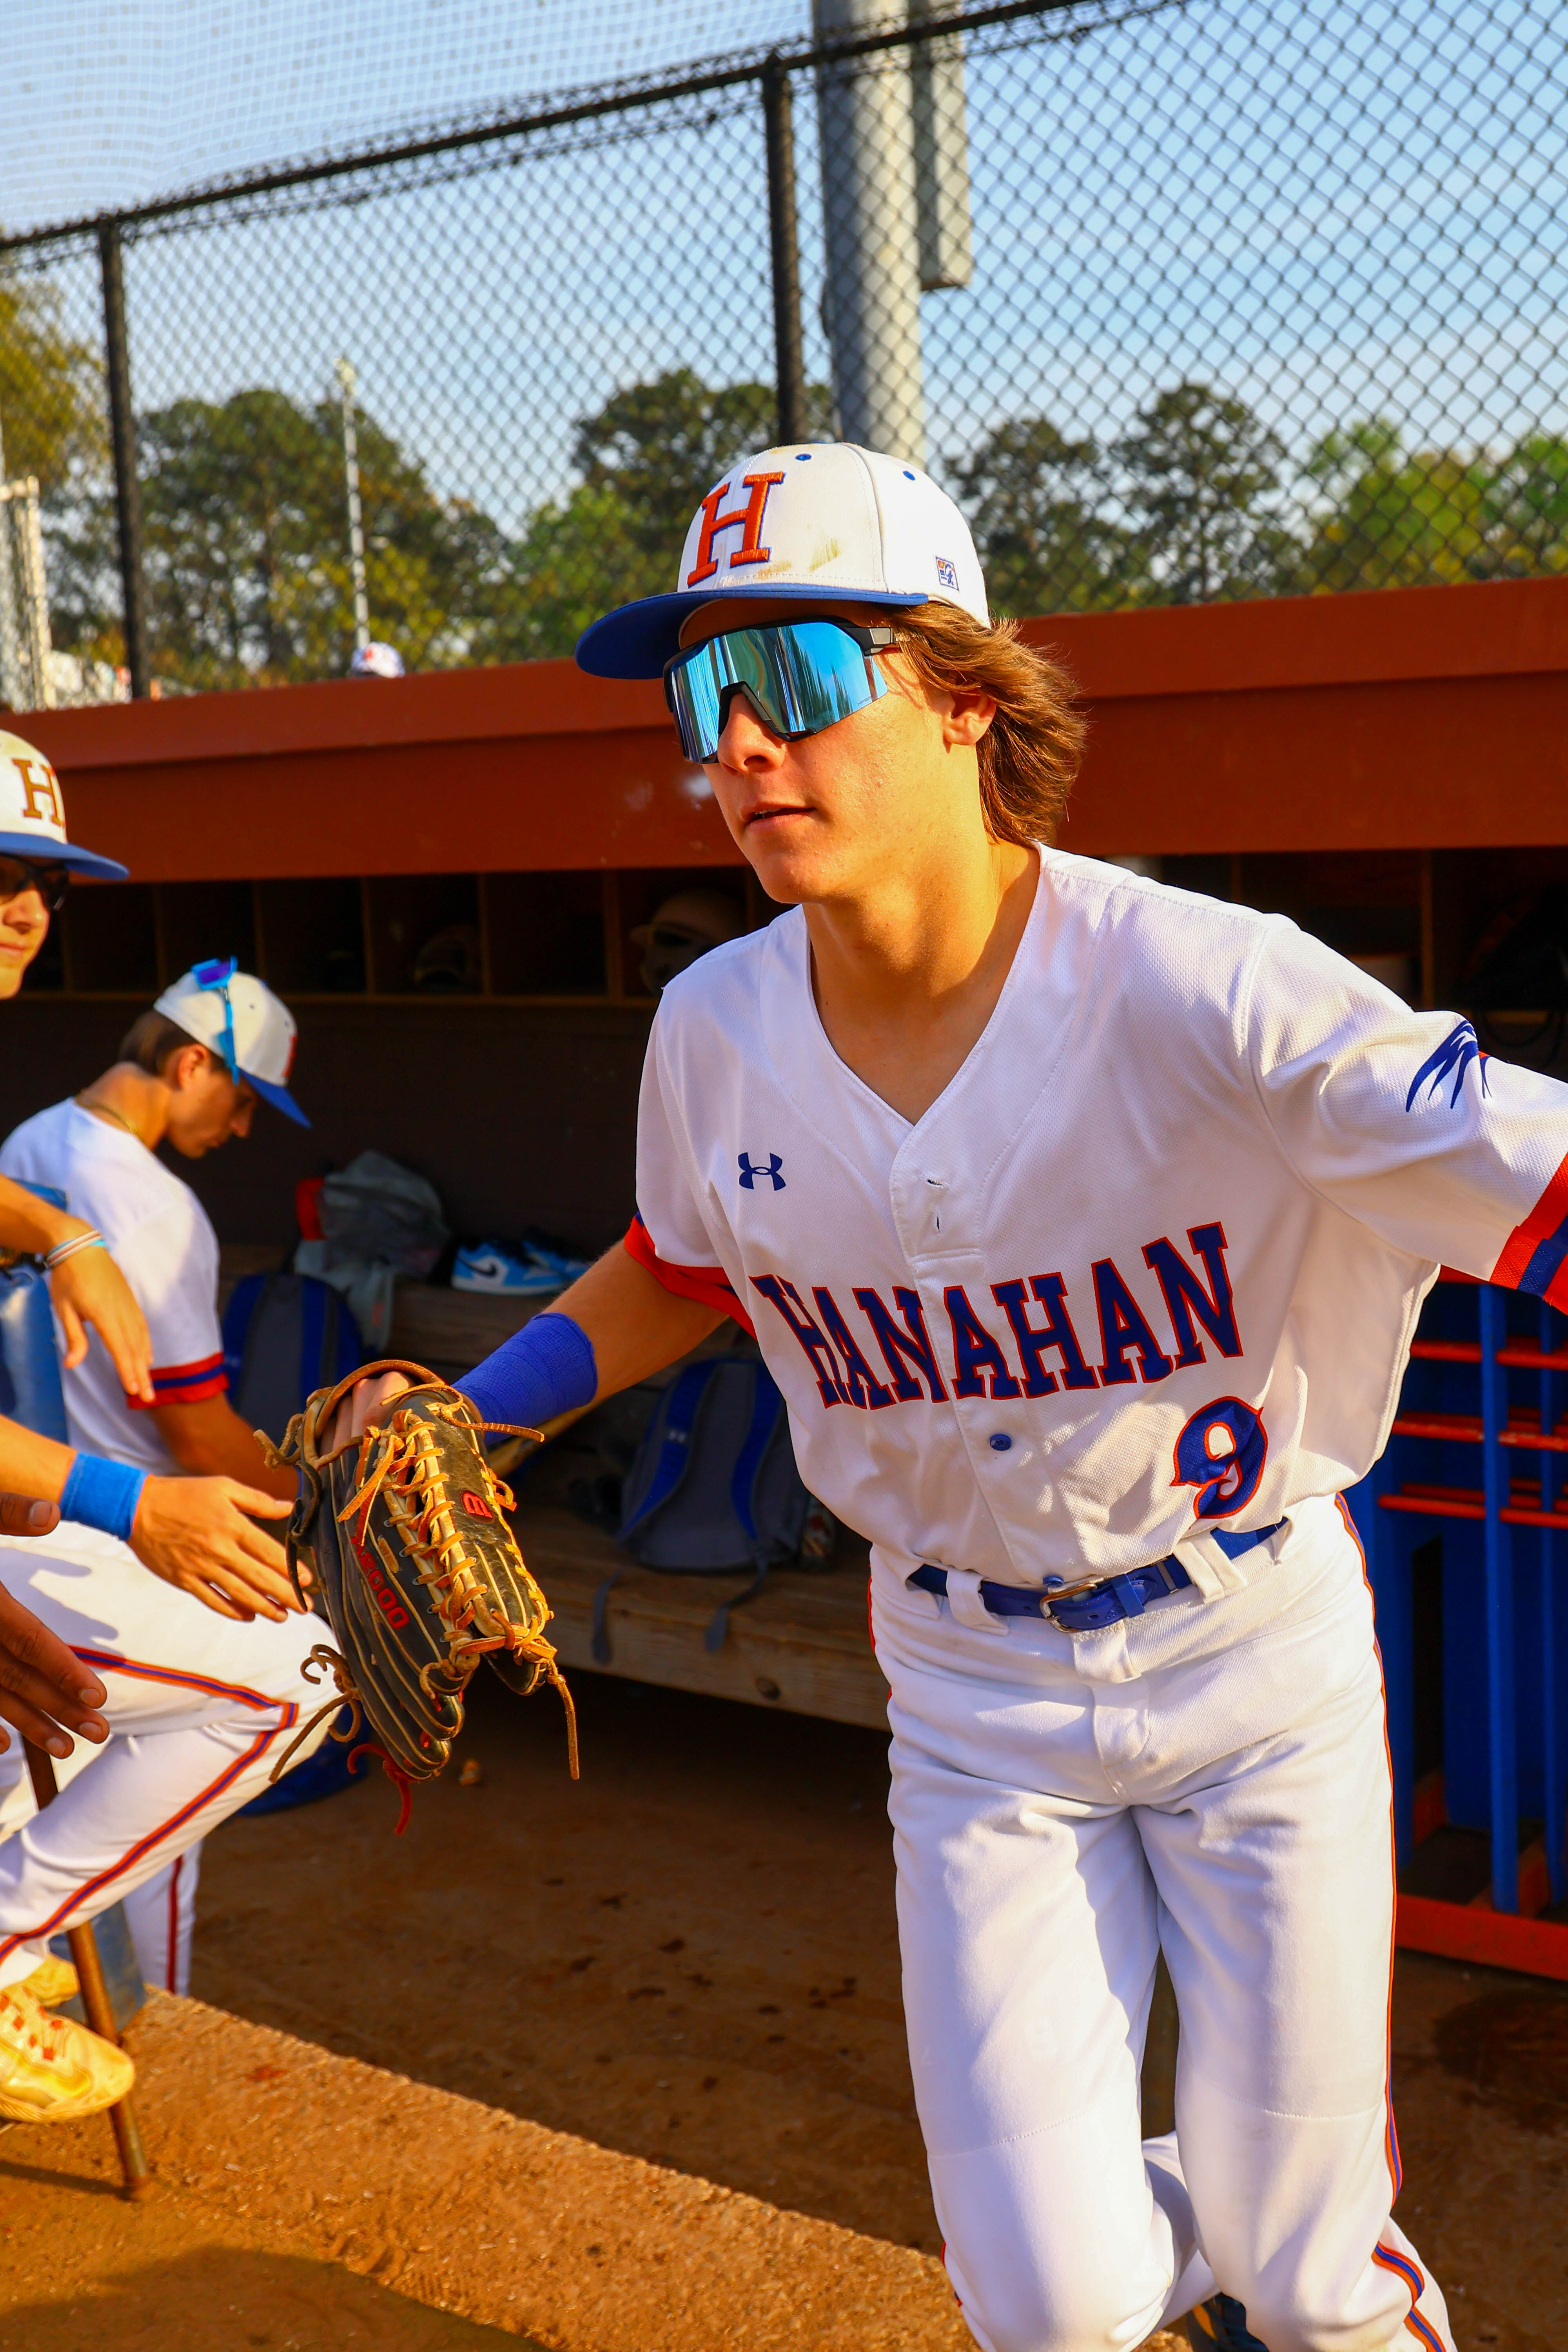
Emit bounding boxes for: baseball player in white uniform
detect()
[0,958,329,2014]
[0,735,331,2122]
[345,445,1568,2351]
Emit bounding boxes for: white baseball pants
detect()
[871,1495,1453,2352]
[0,1522,329,1994]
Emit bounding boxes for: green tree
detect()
[479,370,834,664]
[1285,420,1568,592]
[1301,420,1496,589]
[0,268,106,494]
[1116,382,1298,603]
[950,417,1146,615]
[57,386,505,688]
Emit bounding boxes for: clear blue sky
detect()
[4,0,810,230]
[8,0,1565,539]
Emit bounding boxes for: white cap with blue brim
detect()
[0,730,127,880]
[575,442,989,680]
[154,959,311,1127]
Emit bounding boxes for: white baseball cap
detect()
[575,442,989,679]
[154,959,310,1126]
[0,730,127,880]
[349,642,405,678]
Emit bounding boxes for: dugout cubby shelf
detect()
[24,864,777,1011]
[25,848,1568,1037]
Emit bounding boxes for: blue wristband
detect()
[59,1454,149,1544]
[456,1312,597,1431]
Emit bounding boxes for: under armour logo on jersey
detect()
[739,1152,786,1191]
[1406,1020,1489,1112]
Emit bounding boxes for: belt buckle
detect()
[1042,1557,1178,1635]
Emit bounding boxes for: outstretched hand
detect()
[0,1507,110,1755]
[51,1245,155,1404]
[131,1475,307,1624]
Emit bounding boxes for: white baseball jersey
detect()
[1,1098,227,1474]
[631,849,1568,1593]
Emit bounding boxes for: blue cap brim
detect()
[575,583,931,679]
[0,832,128,882]
[245,1071,311,1128]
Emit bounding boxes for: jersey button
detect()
[988,1433,1012,1452]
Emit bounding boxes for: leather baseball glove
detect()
[260,1358,578,1829]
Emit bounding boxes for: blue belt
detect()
[908,1521,1285,1632]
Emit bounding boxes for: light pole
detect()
[335,356,370,657]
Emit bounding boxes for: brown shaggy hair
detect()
[892,601,1085,848]
[117,1009,209,1076]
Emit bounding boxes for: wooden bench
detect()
[514,1501,887,1733]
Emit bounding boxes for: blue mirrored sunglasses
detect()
[663,617,897,764]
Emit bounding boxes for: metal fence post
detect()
[96,218,151,701]
[762,56,809,449]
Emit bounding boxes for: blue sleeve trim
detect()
[455,1312,598,1432]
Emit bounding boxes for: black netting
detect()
[2,0,1565,699]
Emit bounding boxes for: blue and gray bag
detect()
[221,1268,364,1450]
[592,1356,809,1662]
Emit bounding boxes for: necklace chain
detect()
[75,1093,143,1143]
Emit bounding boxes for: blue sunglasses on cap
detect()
[663,616,898,764]
[192,955,239,1080]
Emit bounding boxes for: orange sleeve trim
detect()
[131,1352,229,1410]
[1492,1146,1568,1305]
[623,1215,756,1337]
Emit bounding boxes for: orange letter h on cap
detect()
[686,472,788,588]
[12,758,62,828]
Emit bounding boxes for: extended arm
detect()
[0,1174,154,1402]
[341,1241,724,1444]
[0,1414,301,1624]
[491,1242,724,1409]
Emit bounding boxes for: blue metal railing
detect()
[1347,1276,1568,1917]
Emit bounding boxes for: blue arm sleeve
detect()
[455,1311,598,1430]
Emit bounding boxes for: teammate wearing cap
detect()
[347,440,1563,2350]
[0,736,308,1613]
[348,641,405,678]
[0,959,318,1998]
[0,740,328,2124]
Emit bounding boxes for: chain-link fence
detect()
[2,0,1566,699]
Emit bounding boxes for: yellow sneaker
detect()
[0,1982,134,2123]
[18,1954,78,2008]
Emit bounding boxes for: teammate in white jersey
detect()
[0,962,315,1995]
[0,953,327,2034]
[0,735,325,2119]
[348,446,1568,2352]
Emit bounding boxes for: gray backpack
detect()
[591,1356,809,1662]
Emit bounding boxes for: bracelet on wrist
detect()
[44,1230,106,1272]
[59,1454,147,1544]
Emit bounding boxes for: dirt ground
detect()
[4,1664,1566,2347]
[188,1666,1568,2344]
[0,2147,527,2351]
